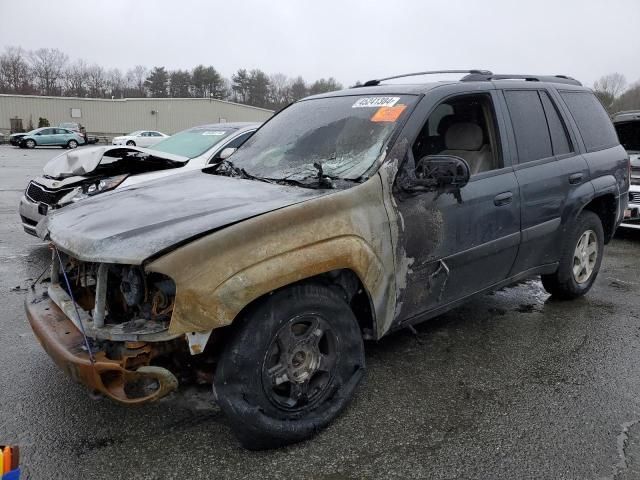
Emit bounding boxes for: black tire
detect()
[214,283,365,450]
[126,140,135,146]
[541,210,604,299]
[24,139,36,149]
[67,139,78,149]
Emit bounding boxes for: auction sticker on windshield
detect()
[371,105,406,122]
[352,97,400,108]
[202,131,227,136]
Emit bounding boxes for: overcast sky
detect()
[1,0,639,89]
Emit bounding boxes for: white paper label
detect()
[352,96,400,108]
[202,131,227,136]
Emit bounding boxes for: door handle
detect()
[494,191,513,206]
[569,172,583,185]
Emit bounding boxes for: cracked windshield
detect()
[226,95,416,185]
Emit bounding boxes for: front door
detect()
[37,128,56,145]
[392,91,520,323]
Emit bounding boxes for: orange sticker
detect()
[371,104,406,122]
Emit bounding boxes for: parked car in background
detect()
[614,111,640,229]
[19,122,259,236]
[10,127,85,149]
[112,130,169,147]
[25,71,628,449]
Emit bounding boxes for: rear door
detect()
[499,87,589,274]
[53,128,71,145]
[137,132,152,147]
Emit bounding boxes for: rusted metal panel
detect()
[147,173,397,339]
[25,291,178,403]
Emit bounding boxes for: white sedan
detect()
[112,130,169,147]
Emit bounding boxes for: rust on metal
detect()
[147,174,398,338]
[26,292,178,404]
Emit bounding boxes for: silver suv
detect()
[613,111,640,229]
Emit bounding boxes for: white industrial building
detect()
[0,94,273,138]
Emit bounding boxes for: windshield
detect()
[149,126,235,159]
[615,121,640,152]
[228,95,416,182]
[127,131,143,136]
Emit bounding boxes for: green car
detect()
[11,127,85,149]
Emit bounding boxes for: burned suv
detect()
[26,70,629,449]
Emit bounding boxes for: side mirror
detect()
[218,147,237,160]
[406,155,470,198]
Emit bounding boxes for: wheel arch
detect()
[163,235,386,340]
[580,192,618,244]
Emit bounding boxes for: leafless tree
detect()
[106,68,125,98]
[611,80,640,113]
[126,65,148,97]
[0,46,32,94]
[268,73,293,109]
[86,64,106,97]
[64,59,89,97]
[593,73,627,112]
[29,48,68,95]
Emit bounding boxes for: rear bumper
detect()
[25,288,178,404]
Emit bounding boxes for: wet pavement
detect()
[1,144,640,479]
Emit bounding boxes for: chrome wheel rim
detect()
[573,229,597,284]
[262,314,337,411]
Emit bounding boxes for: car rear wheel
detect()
[541,210,604,299]
[126,140,135,146]
[67,139,78,149]
[214,283,365,450]
[24,139,36,149]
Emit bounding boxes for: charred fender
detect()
[147,174,397,339]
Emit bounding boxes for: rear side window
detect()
[504,90,552,163]
[559,91,618,152]
[539,91,572,155]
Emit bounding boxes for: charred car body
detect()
[26,70,629,449]
[19,122,259,236]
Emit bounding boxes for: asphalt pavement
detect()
[2,144,640,479]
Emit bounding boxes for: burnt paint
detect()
[47,170,329,264]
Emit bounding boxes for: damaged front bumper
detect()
[26,288,179,403]
[23,251,200,404]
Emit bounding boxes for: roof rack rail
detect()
[461,73,582,86]
[360,70,493,87]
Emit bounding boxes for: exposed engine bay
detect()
[58,258,177,336]
[29,250,216,403]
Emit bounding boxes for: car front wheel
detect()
[126,140,135,146]
[214,283,365,450]
[541,210,604,299]
[24,139,36,149]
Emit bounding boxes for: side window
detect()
[209,131,254,163]
[559,91,618,152]
[225,131,254,150]
[539,91,572,155]
[504,90,552,163]
[412,93,502,175]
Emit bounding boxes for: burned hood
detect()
[42,145,189,179]
[46,170,329,264]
